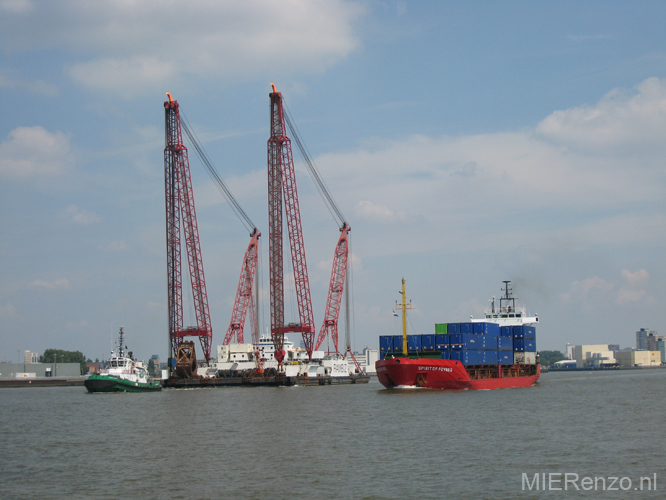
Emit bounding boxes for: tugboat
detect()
[85,327,162,393]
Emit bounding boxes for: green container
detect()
[435,323,448,334]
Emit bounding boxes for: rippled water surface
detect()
[2,369,666,499]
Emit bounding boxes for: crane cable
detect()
[180,112,256,235]
[284,103,346,228]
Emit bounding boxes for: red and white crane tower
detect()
[163,93,213,369]
[267,84,316,365]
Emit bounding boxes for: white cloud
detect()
[0,0,365,96]
[621,269,649,287]
[66,205,101,225]
[298,77,666,258]
[29,278,71,290]
[0,126,73,178]
[536,77,666,156]
[616,269,654,305]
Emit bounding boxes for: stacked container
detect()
[379,322,537,364]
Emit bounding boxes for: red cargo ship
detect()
[376,280,541,390]
[376,357,540,390]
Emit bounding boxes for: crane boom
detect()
[164,95,213,364]
[223,229,260,345]
[268,85,315,364]
[314,223,350,352]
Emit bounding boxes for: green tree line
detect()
[539,350,566,367]
[40,349,88,375]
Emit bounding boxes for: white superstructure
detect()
[198,333,361,378]
[471,281,538,327]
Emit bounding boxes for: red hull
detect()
[375,358,540,390]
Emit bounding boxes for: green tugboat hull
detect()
[85,374,162,393]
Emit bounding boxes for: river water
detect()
[2,369,665,499]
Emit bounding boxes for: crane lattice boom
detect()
[164,94,213,364]
[223,229,260,345]
[267,85,315,364]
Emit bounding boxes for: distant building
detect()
[24,351,40,364]
[657,339,666,364]
[615,350,661,367]
[566,343,574,360]
[573,344,617,368]
[86,362,101,374]
[348,348,378,374]
[607,344,620,352]
[636,328,662,350]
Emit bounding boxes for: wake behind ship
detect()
[375,280,540,390]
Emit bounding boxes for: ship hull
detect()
[84,374,162,393]
[375,358,540,390]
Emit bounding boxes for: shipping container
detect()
[393,335,405,353]
[484,350,498,365]
[460,334,495,350]
[440,350,450,360]
[497,352,513,365]
[447,323,460,334]
[449,333,462,349]
[460,322,473,334]
[407,335,422,352]
[500,326,512,337]
[523,326,536,339]
[380,335,393,354]
[450,349,495,366]
[421,334,436,351]
[512,325,537,339]
[473,322,500,336]
[435,323,448,334]
[435,334,449,350]
[513,338,537,352]
[496,336,513,351]
[514,352,537,365]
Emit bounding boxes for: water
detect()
[2,370,665,499]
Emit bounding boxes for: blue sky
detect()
[1,0,665,362]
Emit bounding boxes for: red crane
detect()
[267,84,316,365]
[223,229,260,345]
[164,93,213,366]
[314,223,349,353]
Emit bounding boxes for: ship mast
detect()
[396,278,413,355]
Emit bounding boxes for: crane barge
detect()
[164,86,368,387]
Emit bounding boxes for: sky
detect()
[1,0,665,363]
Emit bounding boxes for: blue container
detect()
[379,351,385,360]
[447,323,460,334]
[484,350,498,365]
[451,349,490,365]
[460,322,473,334]
[407,335,422,352]
[421,334,436,351]
[380,335,393,354]
[513,338,537,352]
[393,335,405,353]
[500,326,512,337]
[435,334,449,350]
[459,334,492,350]
[512,325,536,339]
[497,351,513,364]
[473,322,501,336]
[496,336,513,351]
[449,333,462,349]
[523,326,536,339]
[440,350,450,360]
